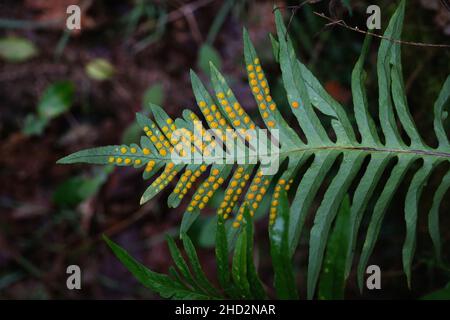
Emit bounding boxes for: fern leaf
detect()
[59,0,450,299]
[269,190,298,299]
[181,234,220,297]
[243,208,267,299]
[232,223,252,298]
[307,151,366,299]
[344,153,391,278]
[428,171,450,262]
[351,35,381,146]
[104,235,212,299]
[434,76,450,149]
[289,151,338,256]
[357,155,416,291]
[275,10,329,145]
[402,159,439,287]
[215,215,233,295]
[376,0,405,148]
[318,195,352,300]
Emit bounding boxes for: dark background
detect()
[0,0,449,299]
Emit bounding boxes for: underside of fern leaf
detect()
[58,0,450,299]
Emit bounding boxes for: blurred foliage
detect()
[53,167,111,208]
[143,83,164,110]
[85,58,115,81]
[198,44,222,77]
[0,36,38,62]
[122,84,165,145]
[23,81,74,136]
[421,282,450,300]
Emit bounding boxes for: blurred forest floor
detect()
[0,0,449,299]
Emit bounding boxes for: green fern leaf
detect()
[59,0,450,299]
[269,190,298,299]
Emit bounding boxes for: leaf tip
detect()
[242,27,249,39]
[139,196,147,205]
[102,233,110,243]
[208,60,218,72]
[56,156,68,164]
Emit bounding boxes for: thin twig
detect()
[313,11,450,49]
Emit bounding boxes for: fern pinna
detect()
[58,1,450,299]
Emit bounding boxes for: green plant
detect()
[0,36,38,63]
[85,58,115,81]
[122,0,168,53]
[24,81,75,136]
[58,1,450,299]
[104,193,293,299]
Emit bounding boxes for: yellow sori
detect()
[246,57,279,128]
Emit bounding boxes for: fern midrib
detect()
[282,145,450,159]
[62,144,450,164]
[209,144,450,161]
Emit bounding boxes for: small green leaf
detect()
[53,177,88,207]
[85,58,115,81]
[37,81,75,119]
[0,37,38,62]
[122,84,164,144]
[121,122,142,145]
[53,170,109,207]
[143,84,164,111]
[22,114,48,136]
[198,44,221,76]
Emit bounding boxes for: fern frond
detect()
[105,201,290,299]
[59,0,450,299]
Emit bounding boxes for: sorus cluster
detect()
[174,164,209,201]
[269,178,294,225]
[108,145,145,167]
[232,169,271,228]
[187,167,226,211]
[246,58,278,128]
